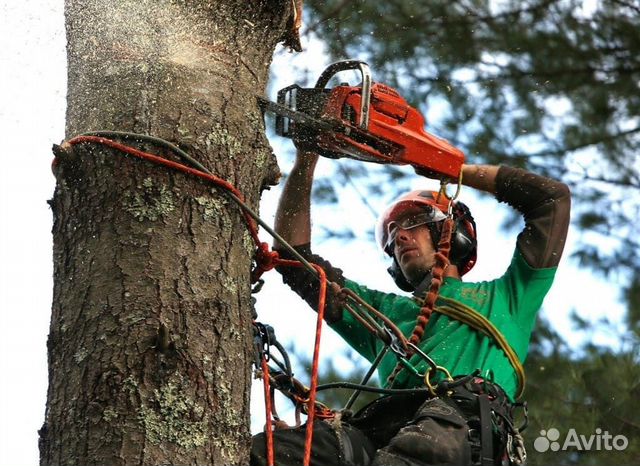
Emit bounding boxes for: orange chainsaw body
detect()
[317,82,465,179]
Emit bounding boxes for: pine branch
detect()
[334,162,379,220]
[613,414,640,430]
[462,60,640,86]
[395,0,562,28]
[581,175,640,189]
[506,126,640,161]
[304,0,354,37]
[461,0,562,24]
[609,0,640,15]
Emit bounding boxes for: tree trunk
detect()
[40,1,291,464]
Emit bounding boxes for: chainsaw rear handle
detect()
[315,60,372,130]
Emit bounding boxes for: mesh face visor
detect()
[385,207,447,251]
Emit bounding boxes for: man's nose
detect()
[395,227,412,243]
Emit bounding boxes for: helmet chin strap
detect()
[412,271,434,300]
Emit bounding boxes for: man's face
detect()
[390,210,437,286]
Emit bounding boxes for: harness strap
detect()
[434,296,526,399]
[478,394,494,466]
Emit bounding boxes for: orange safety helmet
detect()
[376,190,477,289]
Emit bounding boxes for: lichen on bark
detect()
[123,177,176,222]
[137,375,210,449]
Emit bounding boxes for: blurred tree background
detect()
[271,1,640,464]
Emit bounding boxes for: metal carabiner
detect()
[437,170,464,217]
[406,342,439,374]
[253,322,271,363]
[385,326,407,358]
[423,365,454,396]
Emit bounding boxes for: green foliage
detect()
[523,318,640,465]
[625,272,640,338]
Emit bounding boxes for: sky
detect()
[0,2,628,465]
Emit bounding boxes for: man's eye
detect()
[401,217,422,229]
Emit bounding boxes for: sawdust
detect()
[82,0,224,70]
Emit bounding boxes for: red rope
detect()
[61,136,331,465]
[304,264,326,466]
[386,217,454,386]
[252,242,281,283]
[261,357,275,466]
[265,259,328,466]
[65,135,262,244]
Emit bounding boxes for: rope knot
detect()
[251,242,280,283]
[258,242,280,269]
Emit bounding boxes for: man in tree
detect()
[251,150,570,466]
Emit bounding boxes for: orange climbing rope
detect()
[260,357,275,466]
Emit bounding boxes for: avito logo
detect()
[534,428,629,452]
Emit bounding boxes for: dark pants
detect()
[250,393,472,466]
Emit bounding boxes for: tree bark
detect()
[41,1,291,464]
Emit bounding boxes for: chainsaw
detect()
[258,60,465,180]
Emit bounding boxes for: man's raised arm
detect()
[272,151,347,322]
[273,151,319,249]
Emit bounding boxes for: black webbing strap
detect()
[478,394,494,466]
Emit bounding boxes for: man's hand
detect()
[291,133,322,155]
[414,166,459,183]
[416,164,499,194]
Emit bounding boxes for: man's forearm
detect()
[273,151,319,249]
[461,164,499,194]
[459,164,570,268]
[273,151,346,322]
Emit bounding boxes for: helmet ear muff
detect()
[449,202,477,273]
[387,257,415,292]
[415,202,477,273]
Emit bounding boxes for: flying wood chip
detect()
[282,0,303,52]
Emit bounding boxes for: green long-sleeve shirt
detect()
[331,250,556,401]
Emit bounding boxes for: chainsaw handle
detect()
[315,60,372,130]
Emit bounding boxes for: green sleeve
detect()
[497,249,558,326]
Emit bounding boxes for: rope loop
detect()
[58,131,478,464]
[252,242,281,283]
